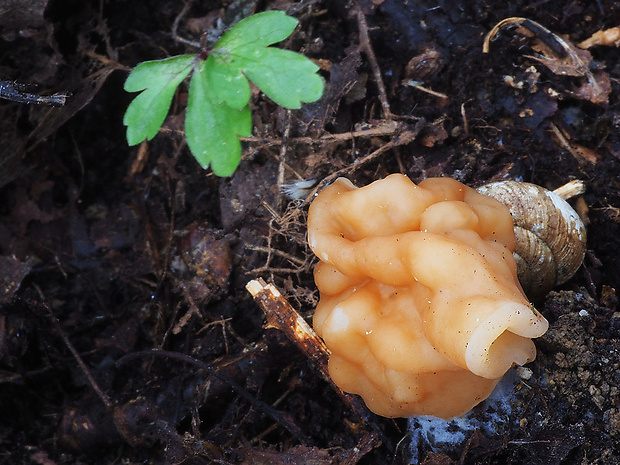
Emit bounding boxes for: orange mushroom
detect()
[307,174,548,418]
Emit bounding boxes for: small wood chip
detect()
[246,278,330,373]
[553,179,586,200]
[578,27,620,49]
[246,278,377,425]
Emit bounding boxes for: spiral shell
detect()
[477,181,587,300]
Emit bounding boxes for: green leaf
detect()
[123,55,195,145]
[204,56,251,110]
[216,10,298,49]
[185,63,252,177]
[241,48,323,109]
[207,10,324,110]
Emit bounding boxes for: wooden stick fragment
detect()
[246,278,375,423]
[246,278,331,368]
[549,122,598,164]
[578,27,620,48]
[553,179,586,200]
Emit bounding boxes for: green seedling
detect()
[123,10,324,177]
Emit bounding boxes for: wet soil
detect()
[1,0,620,463]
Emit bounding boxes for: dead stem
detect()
[162,119,404,145]
[171,291,202,335]
[355,7,391,118]
[82,49,130,71]
[246,244,308,267]
[405,81,449,100]
[298,121,424,207]
[34,284,113,410]
[549,122,598,164]
[461,102,470,135]
[172,0,201,48]
[277,110,292,192]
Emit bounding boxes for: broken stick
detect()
[245,278,376,424]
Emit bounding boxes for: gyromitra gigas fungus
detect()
[307,174,548,419]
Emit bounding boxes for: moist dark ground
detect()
[1,0,620,464]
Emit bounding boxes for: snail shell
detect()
[477,181,587,300]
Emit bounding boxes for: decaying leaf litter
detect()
[2,0,620,463]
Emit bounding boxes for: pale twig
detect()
[553,180,586,200]
[461,101,470,135]
[405,80,449,100]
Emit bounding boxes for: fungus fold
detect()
[308,174,548,419]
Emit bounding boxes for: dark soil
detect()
[1,0,620,463]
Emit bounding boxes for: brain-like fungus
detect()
[307,174,549,419]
